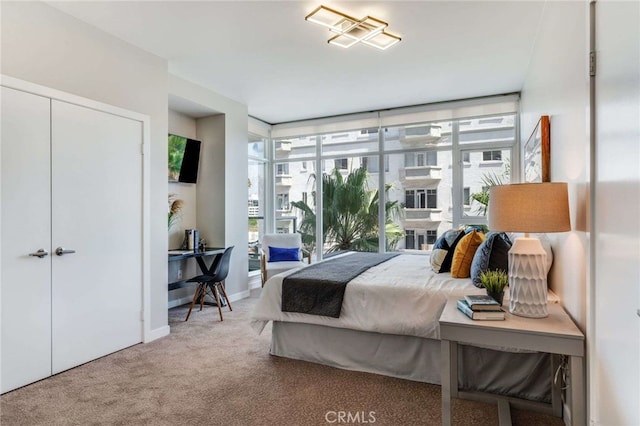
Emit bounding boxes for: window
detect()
[405,151,437,167]
[266,110,515,258]
[427,189,437,208]
[482,150,502,161]
[463,149,511,217]
[334,158,348,170]
[405,230,415,249]
[361,156,388,173]
[426,151,437,166]
[405,190,421,208]
[248,134,268,273]
[276,193,289,211]
[405,189,436,209]
[405,229,437,250]
[276,163,289,175]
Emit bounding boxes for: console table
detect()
[168,247,225,291]
[439,298,584,426]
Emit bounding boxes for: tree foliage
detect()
[469,158,511,216]
[291,167,404,253]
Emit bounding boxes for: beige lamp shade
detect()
[488,183,571,233]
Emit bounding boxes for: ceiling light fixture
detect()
[305,5,401,50]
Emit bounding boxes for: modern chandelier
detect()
[305,5,401,50]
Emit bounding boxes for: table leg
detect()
[551,354,563,417]
[570,355,585,426]
[441,339,457,426]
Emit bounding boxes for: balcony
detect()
[401,208,442,229]
[275,141,292,155]
[399,124,442,147]
[399,166,442,187]
[275,175,292,187]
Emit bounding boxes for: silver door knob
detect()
[55,247,76,256]
[29,249,49,258]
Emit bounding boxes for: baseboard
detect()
[248,271,262,290]
[228,289,250,302]
[145,325,170,343]
[168,295,194,309]
[249,275,262,290]
[168,289,251,309]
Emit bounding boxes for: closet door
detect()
[51,100,143,373]
[1,87,52,393]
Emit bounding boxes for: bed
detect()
[251,252,557,402]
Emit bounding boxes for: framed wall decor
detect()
[523,115,550,182]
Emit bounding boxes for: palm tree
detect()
[291,167,404,253]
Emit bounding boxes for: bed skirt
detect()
[271,321,552,403]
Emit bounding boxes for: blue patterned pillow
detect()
[430,229,465,273]
[268,246,300,262]
[470,232,512,287]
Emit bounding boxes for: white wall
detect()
[520,1,590,330]
[593,1,640,424]
[0,1,170,335]
[168,109,198,306]
[169,75,249,300]
[168,110,198,249]
[521,1,640,424]
[519,2,589,423]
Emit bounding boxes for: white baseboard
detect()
[145,325,170,343]
[249,275,262,290]
[168,288,251,309]
[168,294,195,309]
[228,289,250,302]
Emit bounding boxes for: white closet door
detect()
[51,100,143,373]
[1,87,52,393]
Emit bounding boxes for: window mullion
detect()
[451,121,462,228]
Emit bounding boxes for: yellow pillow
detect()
[451,230,486,278]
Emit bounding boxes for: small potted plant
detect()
[479,270,508,306]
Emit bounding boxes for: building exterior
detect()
[248,113,515,270]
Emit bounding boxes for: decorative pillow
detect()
[430,229,465,273]
[470,232,512,288]
[268,246,300,262]
[451,230,486,278]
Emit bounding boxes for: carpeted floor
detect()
[0,290,564,426]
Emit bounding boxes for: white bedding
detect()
[250,253,487,340]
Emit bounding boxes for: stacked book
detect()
[457,295,505,320]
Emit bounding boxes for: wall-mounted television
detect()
[168,134,201,183]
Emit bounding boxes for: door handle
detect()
[29,249,49,258]
[55,247,76,256]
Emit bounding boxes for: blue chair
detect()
[185,246,234,322]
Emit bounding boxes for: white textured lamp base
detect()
[508,237,548,318]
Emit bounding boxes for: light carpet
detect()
[0,290,564,425]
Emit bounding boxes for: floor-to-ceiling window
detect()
[248,133,267,272]
[266,96,519,260]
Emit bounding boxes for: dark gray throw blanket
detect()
[281,252,399,318]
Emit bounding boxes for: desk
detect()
[168,247,224,291]
[439,298,584,426]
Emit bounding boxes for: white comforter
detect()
[250,253,486,340]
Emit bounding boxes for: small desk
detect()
[439,298,584,426]
[168,247,224,291]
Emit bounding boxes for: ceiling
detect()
[48,1,545,124]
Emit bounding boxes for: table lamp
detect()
[488,183,570,318]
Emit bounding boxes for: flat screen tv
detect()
[168,134,201,183]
